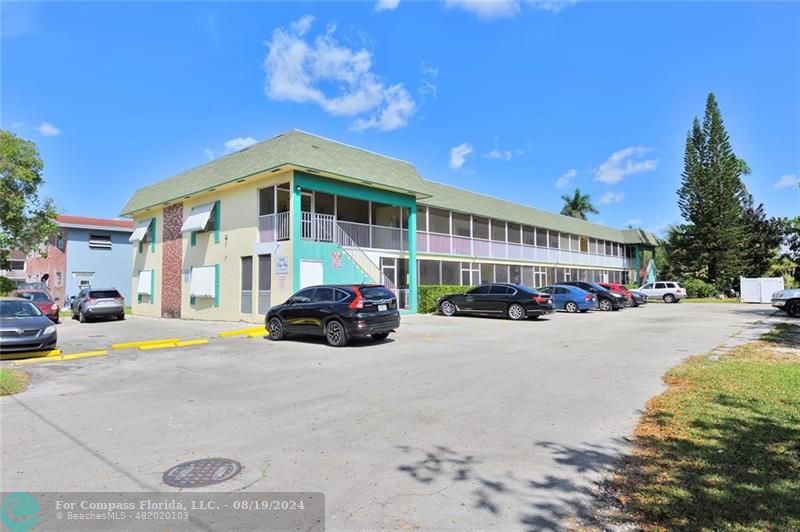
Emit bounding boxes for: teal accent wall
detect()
[294,240,375,285]
[213,200,221,244]
[293,171,416,208]
[290,171,418,312]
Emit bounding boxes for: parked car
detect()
[13,290,60,323]
[266,285,400,347]
[561,281,626,311]
[771,288,800,317]
[629,290,648,307]
[0,297,58,353]
[597,282,634,307]
[637,281,687,303]
[437,283,553,320]
[536,285,596,313]
[70,288,125,322]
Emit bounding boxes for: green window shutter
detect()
[190,266,195,305]
[191,232,196,246]
[213,264,220,307]
[150,269,155,305]
[213,200,221,244]
[138,241,143,253]
[190,295,195,305]
[150,217,156,252]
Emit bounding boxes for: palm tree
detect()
[560,188,599,220]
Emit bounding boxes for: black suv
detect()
[266,285,400,347]
[437,283,553,320]
[561,281,626,311]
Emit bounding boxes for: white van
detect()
[637,281,687,303]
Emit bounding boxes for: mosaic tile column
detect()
[161,203,183,318]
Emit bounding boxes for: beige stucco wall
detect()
[131,210,163,318]
[179,170,294,323]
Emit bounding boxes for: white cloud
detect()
[419,61,438,99]
[204,149,216,161]
[773,174,800,189]
[483,149,512,161]
[555,169,577,189]
[264,16,416,131]
[224,137,258,152]
[528,0,577,13]
[36,122,61,137]
[445,0,520,20]
[594,146,657,184]
[449,142,474,170]
[375,0,400,11]
[624,218,643,227]
[599,191,624,205]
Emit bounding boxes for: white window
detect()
[181,203,216,233]
[129,219,153,243]
[89,234,112,249]
[137,270,153,295]
[190,265,217,298]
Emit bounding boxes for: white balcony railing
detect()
[258,212,290,242]
[261,212,631,269]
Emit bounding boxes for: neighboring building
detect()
[122,130,658,322]
[0,250,28,284]
[24,215,134,304]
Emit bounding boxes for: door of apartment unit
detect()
[258,254,271,314]
[241,256,253,314]
[299,260,324,289]
[380,257,397,288]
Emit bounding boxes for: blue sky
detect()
[3,0,799,234]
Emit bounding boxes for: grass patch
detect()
[0,368,30,396]
[682,297,741,304]
[603,323,800,530]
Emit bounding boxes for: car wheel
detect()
[439,300,457,317]
[79,310,87,323]
[663,294,676,304]
[371,332,390,342]
[787,301,800,318]
[565,301,578,313]
[325,320,348,347]
[599,298,612,311]
[267,317,284,341]
[507,303,526,321]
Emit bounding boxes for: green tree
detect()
[676,93,748,289]
[740,194,786,278]
[0,130,57,263]
[560,188,599,220]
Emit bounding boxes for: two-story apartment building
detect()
[122,130,658,321]
[25,215,134,303]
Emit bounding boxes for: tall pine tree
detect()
[677,93,747,289]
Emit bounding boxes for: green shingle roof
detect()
[122,129,659,246]
[121,130,427,215]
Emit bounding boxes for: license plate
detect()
[98,301,113,306]
[378,304,387,311]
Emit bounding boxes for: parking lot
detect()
[0,303,788,530]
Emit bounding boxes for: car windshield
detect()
[360,286,395,300]
[90,290,121,299]
[17,292,50,301]
[0,300,43,317]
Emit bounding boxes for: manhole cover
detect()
[162,458,242,488]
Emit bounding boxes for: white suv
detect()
[638,281,687,303]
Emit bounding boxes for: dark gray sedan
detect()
[0,297,58,353]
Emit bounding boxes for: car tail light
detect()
[533,295,549,304]
[51,303,59,310]
[86,298,95,303]
[348,286,364,309]
[584,294,594,301]
[114,296,124,302]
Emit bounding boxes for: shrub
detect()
[682,278,715,298]
[418,285,468,314]
[0,276,16,296]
